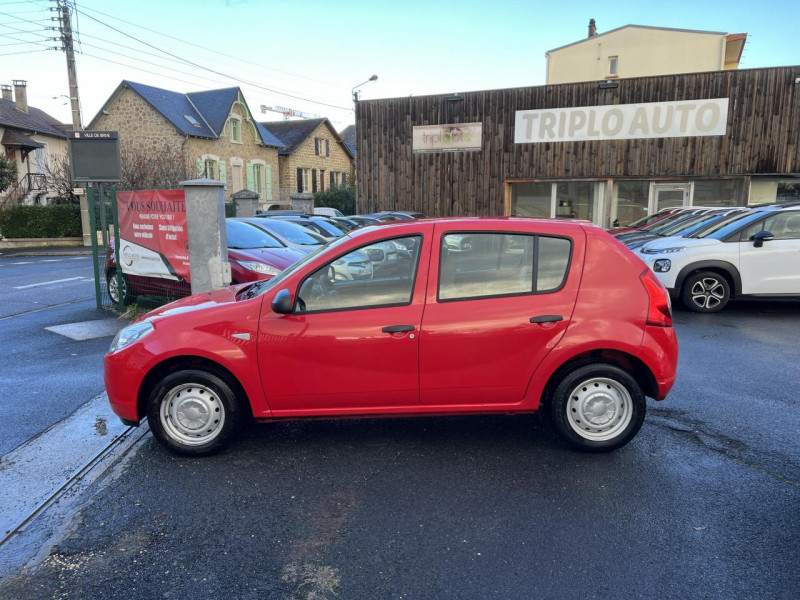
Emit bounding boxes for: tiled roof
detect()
[1,128,44,149]
[260,118,326,155]
[0,98,68,138]
[96,81,284,148]
[339,124,356,157]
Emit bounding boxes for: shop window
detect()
[693,179,745,207]
[555,182,598,221]
[510,182,552,218]
[749,178,800,205]
[610,181,650,227]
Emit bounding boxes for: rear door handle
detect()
[382,325,415,333]
[530,315,564,324]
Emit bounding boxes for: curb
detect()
[0,249,93,258]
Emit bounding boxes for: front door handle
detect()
[530,315,564,324]
[382,325,415,333]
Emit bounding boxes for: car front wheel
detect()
[146,369,243,456]
[681,270,730,313]
[550,363,646,452]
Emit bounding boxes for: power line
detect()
[74,9,353,112]
[2,47,49,55]
[77,2,348,91]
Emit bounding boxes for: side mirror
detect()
[271,288,293,314]
[752,230,775,248]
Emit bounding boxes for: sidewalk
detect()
[0,245,93,258]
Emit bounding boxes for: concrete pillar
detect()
[181,178,231,295]
[231,188,260,217]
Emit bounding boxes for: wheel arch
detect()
[675,260,741,296]
[137,355,252,422]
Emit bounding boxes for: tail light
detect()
[640,269,673,327]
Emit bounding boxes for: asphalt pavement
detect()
[0,289,797,599]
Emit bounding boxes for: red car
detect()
[104,218,678,456]
[106,220,308,304]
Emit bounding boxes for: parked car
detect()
[106,220,306,305]
[237,217,328,250]
[638,204,800,312]
[313,207,345,218]
[623,208,749,251]
[607,208,681,235]
[105,217,678,457]
[256,214,347,239]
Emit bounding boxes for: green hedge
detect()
[314,185,356,215]
[0,204,82,238]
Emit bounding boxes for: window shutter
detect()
[341,172,347,187]
[219,161,227,184]
[330,171,335,188]
[196,158,204,178]
[265,164,272,201]
[311,169,317,193]
[325,139,330,157]
[297,168,303,193]
[246,163,255,192]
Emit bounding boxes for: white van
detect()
[313,207,344,218]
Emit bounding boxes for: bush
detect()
[0,204,82,238]
[314,185,356,215]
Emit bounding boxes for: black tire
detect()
[107,268,134,306]
[549,363,646,452]
[681,270,730,313]
[146,369,243,457]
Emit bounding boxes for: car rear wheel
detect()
[146,369,243,456]
[107,268,134,306]
[550,363,646,452]
[681,271,730,313]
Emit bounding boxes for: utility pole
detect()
[54,0,82,130]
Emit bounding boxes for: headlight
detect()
[653,259,671,273]
[109,321,154,352]
[237,261,280,276]
[642,246,685,254]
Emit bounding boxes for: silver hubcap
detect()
[109,275,125,303]
[566,377,633,441]
[690,277,725,310]
[160,383,225,446]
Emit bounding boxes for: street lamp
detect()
[351,75,377,214]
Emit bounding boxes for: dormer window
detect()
[184,114,202,128]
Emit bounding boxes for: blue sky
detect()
[1,0,797,131]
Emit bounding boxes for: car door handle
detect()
[529,315,564,324]
[382,325,415,333]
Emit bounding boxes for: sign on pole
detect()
[67,130,122,182]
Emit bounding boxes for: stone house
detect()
[1,80,69,206]
[260,118,354,208]
[88,81,284,209]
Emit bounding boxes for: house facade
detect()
[547,21,747,84]
[1,80,69,206]
[88,81,284,209]
[260,118,354,208]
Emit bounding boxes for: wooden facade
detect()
[355,66,800,216]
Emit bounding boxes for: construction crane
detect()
[260,105,320,120]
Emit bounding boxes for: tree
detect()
[41,152,79,203]
[0,155,16,193]
[313,184,356,215]
[119,144,194,190]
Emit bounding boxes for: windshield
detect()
[639,212,690,232]
[647,212,700,234]
[688,210,749,238]
[226,220,284,249]
[250,219,327,245]
[659,213,719,236]
[244,234,353,298]
[694,211,764,240]
[311,218,347,236]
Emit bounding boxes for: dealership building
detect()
[354,65,800,227]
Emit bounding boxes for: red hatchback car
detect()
[104,218,678,456]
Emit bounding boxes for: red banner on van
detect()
[116,189,190,282]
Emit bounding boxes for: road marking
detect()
[69,256,90,260]
[42,259,63,263]
[13,276,86,290]
[11,261,32,265]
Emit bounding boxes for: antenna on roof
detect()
[260,105,319,120]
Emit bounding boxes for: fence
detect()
[87,186,191,311]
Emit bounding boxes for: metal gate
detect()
[86,185,122,311]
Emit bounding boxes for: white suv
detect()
[637,205,800,312]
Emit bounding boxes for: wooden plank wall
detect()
[355,66,800,216]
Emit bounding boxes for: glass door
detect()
[653,183,691,211]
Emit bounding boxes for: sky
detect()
[1,0,798,132]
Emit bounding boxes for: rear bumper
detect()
[640,325,679,400]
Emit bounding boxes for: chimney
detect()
[1,85,11,101]
[13,80,27,113]
[588,18,597,38]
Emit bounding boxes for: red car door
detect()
[419,221,584,406]
[258,225,433,415]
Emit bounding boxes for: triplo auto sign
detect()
[514,99,729,144]
[413,122,482,153]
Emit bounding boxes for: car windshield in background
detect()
[256,219,328,245]
[692,211,761,239]
[226,220,284,249]
[312,219,347,237]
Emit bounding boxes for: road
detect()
[0,285,797,598]
[0,254,119,455]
